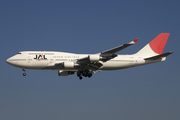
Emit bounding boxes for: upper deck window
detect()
[17,53,21,54]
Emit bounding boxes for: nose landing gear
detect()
[22,69,26,76]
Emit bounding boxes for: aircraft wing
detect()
[53,59,103,71]
[76,39,139,71]
[99,39,139,62]
[101,39,139,55]
[77,56,103,71]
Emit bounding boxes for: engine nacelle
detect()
[88,55,100,62]
[58,71,74,76]
[63,62,74,69]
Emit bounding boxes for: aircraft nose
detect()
[6,58,10,64]
[6,57,15,66]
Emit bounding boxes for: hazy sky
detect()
[0,0,180,120]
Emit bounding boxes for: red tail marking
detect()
[149,33,170,54]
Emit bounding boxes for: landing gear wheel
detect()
[88,73,92,78]
[23,73,26,76]
[79,77,83,80]
[22,69,26,76]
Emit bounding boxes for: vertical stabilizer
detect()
[135,33,170,57]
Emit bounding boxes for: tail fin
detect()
[135,33,170,57]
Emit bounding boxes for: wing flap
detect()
[77,56,89,64]
[55,62,64,66]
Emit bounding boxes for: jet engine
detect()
[88,55,100,62]
[63,62,74,69]
[58,71,74,76]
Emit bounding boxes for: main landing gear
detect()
[22,69,26,76]
[77,70,92,80]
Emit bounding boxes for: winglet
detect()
[133,38,139,43]
[129,38,139,44]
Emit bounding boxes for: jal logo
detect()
[34,54,47,60]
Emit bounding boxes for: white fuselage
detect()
[6,33,172,79]
[6,51,165,71]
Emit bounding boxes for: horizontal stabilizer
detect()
[144,52,173,60]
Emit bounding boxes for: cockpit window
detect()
[17,53,21,54]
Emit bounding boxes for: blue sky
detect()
[0,0,180,120]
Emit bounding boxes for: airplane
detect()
[6,33,173,80]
